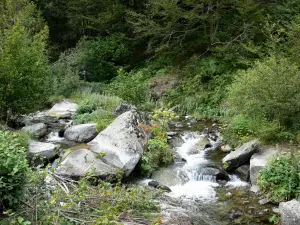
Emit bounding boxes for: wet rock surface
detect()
[28,141,59,166]
[222,139,259,171]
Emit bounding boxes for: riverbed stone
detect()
[64,123,97,143]
[88,110,150,176]
[222,139,259,171]
[197,166,230,181]
[55,149,117,180]
[279,200,300,225]
[28,141,59,166]
[196,137,211,150]
[151,166,188,187]
[250,146,279,185]
[21,123,48,138]
[47,99,78,119]
[234,164,250,181]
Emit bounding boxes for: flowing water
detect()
[141,119,275,225]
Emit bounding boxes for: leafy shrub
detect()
[108,68,151,105]
[226,56,300,131]
[73,109,115,132]
[72,90,121,131]
[141,136,173,176]
[51,41,84,97]
[0,22,51,119]
[222,114,294,146]
[140,109,175,176]
[0,131,29,209]
[83,34,131,82]
[258,151,300,202]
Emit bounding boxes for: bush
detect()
[108,68,151,105]
[72,90,121,131]
[141,136,173,176]
[258,151,300,202]
[140,109,175,176]
[226,56,300,131]
[222,114,294,146]
[0,131,29,209]
[0,23,51,119]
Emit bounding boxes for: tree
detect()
[0,0,50,120]
[226,56,300,130]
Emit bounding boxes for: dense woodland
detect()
[0,0,300,224]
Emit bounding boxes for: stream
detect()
[139,118,275,225]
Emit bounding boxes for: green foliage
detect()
[72,90,121,131]
[140,108,175,176]
[258,151,300,202]
[83,35,131,82]
[226,56,300,131]
[222,115,294,146]
[165,56,233,118]
[108,68,151,105]
[0,22,50,119]
[141,136,173,176]
[0,131,29,209]
[1,170,160,224]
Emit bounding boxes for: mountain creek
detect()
[15,101,280,225]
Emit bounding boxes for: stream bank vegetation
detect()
[1,0,300,223]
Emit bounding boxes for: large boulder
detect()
[64,123,97,143]
[47,99,78,119]
[222,139,259,171]
[279,200,300,225]
[250,146,279,185]
[21,123,48,138]
[88,110,150,176]
[55,149,117,180]
[28,141,59,166]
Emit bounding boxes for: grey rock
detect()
[28,141,59,166]
[221,144,233,153]
[148,180,160,188]
[21,123,47,138]
[167,131,177,136]
[88,110,150,176]
[47,99,78,119]
[168,136,185,149]
[55,149,116,180]
[279,200,300,225]
[21,111,59,126]
[234,165,250,181]
[226,192,232,197]
[114,103,137,116]
[250,146,279,185]
[259,198,270,205]
[197,166,230,181]
[196,137,211,150]
[229,210,243,219]
[151,166,188,187]
[64,123,97,143]
[250,185,260,194]
[222,139,259,171]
